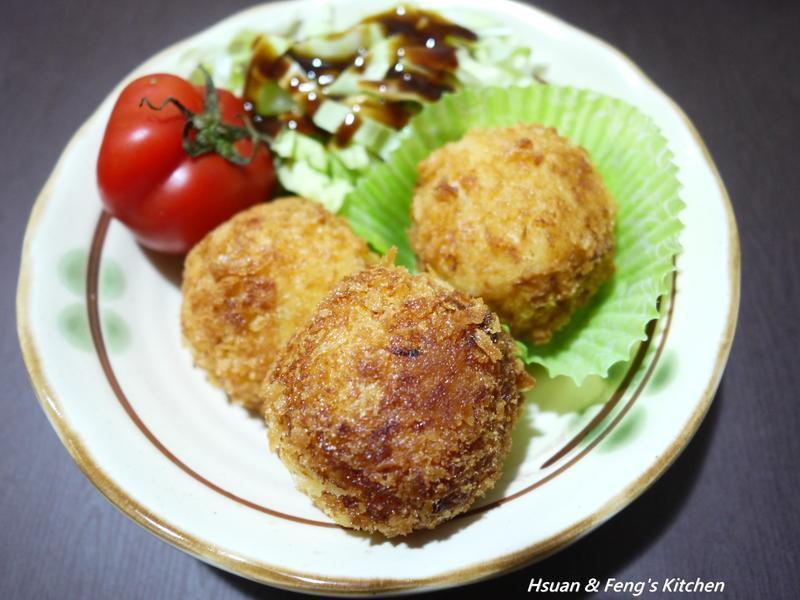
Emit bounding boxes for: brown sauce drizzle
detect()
[250,112,319,138]
[356,99,412,130]
[243,5,477,147]
[404,45,459,71]
[288,52,355,79]
[363,7,477,44]
[333,112,363,146]
[244,37,289,99]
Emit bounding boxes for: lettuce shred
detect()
[178,9,542,212]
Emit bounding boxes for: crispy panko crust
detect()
[409,124,617,344]
[262,261,533,537]
[181,197,373,412]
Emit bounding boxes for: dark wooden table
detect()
[3,1,798,598]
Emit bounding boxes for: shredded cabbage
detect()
[178,9,541,212]
[181,30,259,92]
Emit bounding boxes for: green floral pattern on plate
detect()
[56,248,130,352]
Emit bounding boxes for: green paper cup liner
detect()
[340,85,684,383]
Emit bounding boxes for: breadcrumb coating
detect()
[263,262,533,537]
[409,124,617,344]
[181,197,373,412]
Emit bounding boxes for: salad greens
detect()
[179,7,541,212]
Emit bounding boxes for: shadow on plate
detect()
[438,382,724,599]
[141,245,185,289]
[204,381,722,598]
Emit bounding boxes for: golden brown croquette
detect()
[409,124,617,344]
[262,261,533,537]
[181,197,373,412]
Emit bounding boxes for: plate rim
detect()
[15,0,741,594]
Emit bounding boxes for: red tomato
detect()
[97,73,276,253]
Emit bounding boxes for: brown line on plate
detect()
[463,274,676,517]
[86,211,338,529]
[87,210,673,528]
[539,296,663,470]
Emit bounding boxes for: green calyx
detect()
[140,68,262,165]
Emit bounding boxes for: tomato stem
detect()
[139,68,264,166]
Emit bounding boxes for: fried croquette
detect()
[409,124,617,344]
[181,197,373,412]
[262,261,533,537]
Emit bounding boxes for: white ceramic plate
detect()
[17,0,739,595]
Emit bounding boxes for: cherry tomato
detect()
[97,73,276,253]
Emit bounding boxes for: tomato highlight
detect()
[97,72,276,253]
